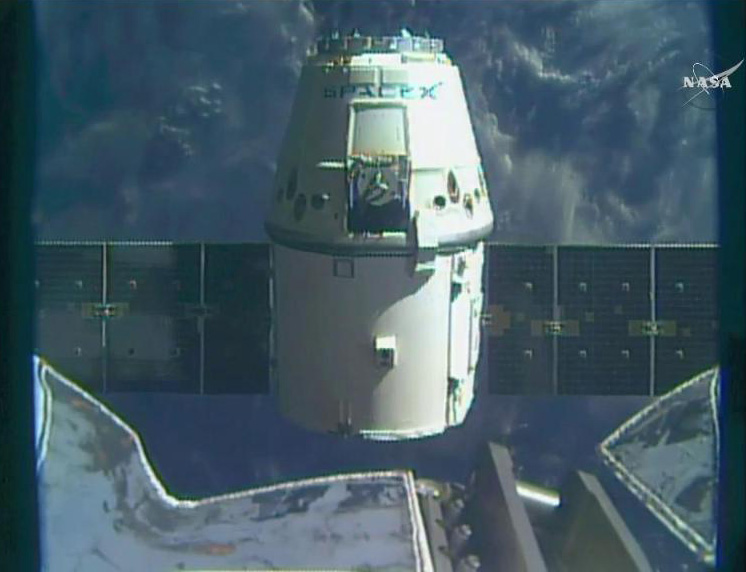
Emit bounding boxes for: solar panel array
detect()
[34,242,716,396]
[34,243,270,394]
[486,244,718,395]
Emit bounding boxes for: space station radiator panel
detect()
[485,244,718,395]
[34,242,270,395]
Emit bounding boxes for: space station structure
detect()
[266,33,494,439]
[35,358,654,572]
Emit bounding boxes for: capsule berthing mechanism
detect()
[266,33,493,439]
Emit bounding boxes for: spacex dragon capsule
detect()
[266,33,493,439]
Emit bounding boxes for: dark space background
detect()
[33,1,719,570]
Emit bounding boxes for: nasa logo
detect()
[681,58,743,109]
[682,76,732,89]
[323,81,443,99]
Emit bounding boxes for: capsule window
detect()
[293,194,307,221]
[447,171,460,203]
[434,195,447,209]
[311,193,329,210]
[478,167,488,196]
[285,169,298,201]
[463,194,474,216]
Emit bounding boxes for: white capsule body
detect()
[267,38,493,439]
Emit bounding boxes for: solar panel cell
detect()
[106,245,201,392]
[486,246,553,394]
[655,247,718,394]
[34,245,104,391]
[558,247,650,394]
[203,244,270,394]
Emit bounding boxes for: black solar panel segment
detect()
[484,244,718,396]
[485,245,553,394]
[203,243,270,394]
[34,244,104,392]
[105,244,201,393]
[557,246,650,395]
[654,247,718,394]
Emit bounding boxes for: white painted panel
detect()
[351,106,408,156]
[274,245,451,437]
[37,359,435,571]
[448,254,471,382]
[349,67,378,84]
[381,68,409,84]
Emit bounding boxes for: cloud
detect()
[34,0,716,245]
[453,0,716,243]
[34,0,316,241]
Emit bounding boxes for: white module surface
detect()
[34,358,434,571]
[266,34,493,439]
[600,367,719,565]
